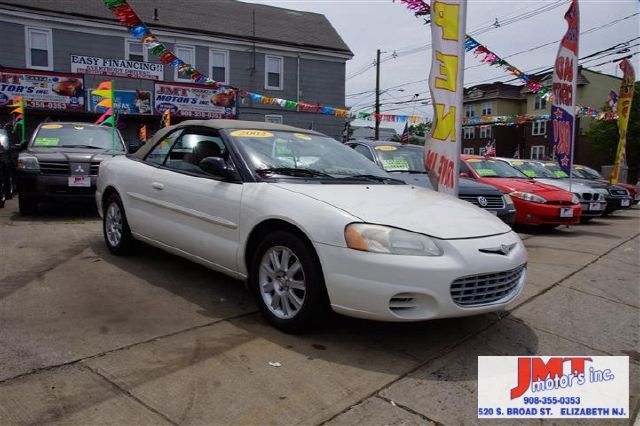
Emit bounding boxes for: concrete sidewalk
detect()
[0,201,638,425]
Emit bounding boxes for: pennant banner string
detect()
[102,0,350,118]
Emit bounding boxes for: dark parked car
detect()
[0,126,20,208]
[346,140,516,225]
[16,122,126,215]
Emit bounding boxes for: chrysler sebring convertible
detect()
[96,120,527,332]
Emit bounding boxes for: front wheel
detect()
[250,231,328,333]
[18,193,37,215]
[103,193,134,255]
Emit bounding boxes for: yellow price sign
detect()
[293,133,312,141]
[374,146,397,151]
[41,124,63,129]
[230,130,274,138]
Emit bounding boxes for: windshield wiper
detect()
[336,174,405,184]
[59,144,104,149]
[256,167,334,178]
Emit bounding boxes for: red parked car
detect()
[460,155,581,228]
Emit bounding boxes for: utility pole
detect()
[375,49,381,140]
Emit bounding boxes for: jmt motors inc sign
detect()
[70,55,164,81]
[0,68,84,111]
[478,356,629,419]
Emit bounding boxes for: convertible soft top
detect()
[134,119,326,159]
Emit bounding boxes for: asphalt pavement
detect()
[0,199,638,425]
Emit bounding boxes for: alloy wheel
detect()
[105,202,123,247]
[258,245,306,319]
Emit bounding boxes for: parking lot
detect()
[0,198,638,425]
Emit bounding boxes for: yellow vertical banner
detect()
[610,59,635,184]
[424,0,467,196]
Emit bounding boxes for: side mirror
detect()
[199,156,231,179]
[128,142,141,154]
[460,172,470,178]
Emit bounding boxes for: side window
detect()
[459,160,473,177]
[164,128,227,175]
[145,130,182,166]
[354,144,374,161]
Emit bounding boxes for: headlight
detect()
[571,194,580,204]
[17,155,40,171]
[510,191,547,204]
[345,223,443,256]
[503,194,514,206]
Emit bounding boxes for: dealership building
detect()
[0,0,353,142]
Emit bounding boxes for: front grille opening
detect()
[389,294,417,312]
[450,264,525,307]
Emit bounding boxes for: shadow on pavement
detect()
[9,200,99,222]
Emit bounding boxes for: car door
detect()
[149,126,243,273]
[124,128,184,239]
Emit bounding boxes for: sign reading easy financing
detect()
[154,82,237,119]
[0,68,84,111]
[70,55,164,81]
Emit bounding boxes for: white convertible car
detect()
[96,120,527,332]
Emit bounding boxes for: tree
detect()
[587,81,639,183]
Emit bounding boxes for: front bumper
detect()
[605,195,632,211]
[579,201,607,217]
[18,172,97,201]
[315,231,527,322]
[513,199,581,225]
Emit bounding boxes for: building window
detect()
[265,55,284,90]
[265,115,283,124]
[175,45,195,81]
[464,104,475,118]
[463,147,475,155]
[532,120,547,136]
[209,49,229,84]
[25,27,53,70]
[479,125,491,139]
[463,127,474,139]
[481,102,492,115]
[534,95,547,110]
[531,145,545,160]
[125,39,146,62]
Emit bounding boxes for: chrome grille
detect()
[39,161,69,175]
[459,195,505,209]
[450,264,525,307]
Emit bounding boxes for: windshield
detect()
[540,162,570,178]
[508,160,556,178]
[228,130,394,180]
[373,145,426,172]
[465,158,527,178]
[574,166,602,179]
[31,123,125,151]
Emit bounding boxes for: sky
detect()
[244,0,639,131]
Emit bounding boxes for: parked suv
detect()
[346,140,517,225]
[17,122,126,214]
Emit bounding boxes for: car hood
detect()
[273,183,511,240]
[477,177,572,200]
[25,147,124,162]
[386,172,433,189]
[459,177,503,196]
[533,178,594,193]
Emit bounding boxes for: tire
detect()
[4,173,14,200]
[103,193,134,255]
[18,193,37,215]
[250,230,328,333]
[0,182,5,209]
[580,217,593,223]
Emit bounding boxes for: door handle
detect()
[151,182,164,190]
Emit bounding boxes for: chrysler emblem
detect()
[477,196,488,207]
[479,243,517,255]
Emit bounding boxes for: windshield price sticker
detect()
[475,168,498,177]
[478,356,629,419]
[230,130,273,138]
[33,137,60,146]
[382,159,409,171]
[375,146,397,151]
[41,124,63,129]
[522,169,537,177]
[554,170,569,178]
